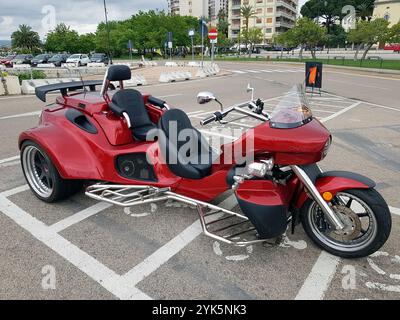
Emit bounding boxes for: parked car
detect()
[31,54,52,67]
[272,46,291,52]
[66,54,90,66]
[90,53,109,65]
[384,44,400,53]
[11,54,33,65]
[0,54,16,67]
[48,54,69,67]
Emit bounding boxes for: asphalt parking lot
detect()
[0,61,399,300]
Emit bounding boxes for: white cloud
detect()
[0,0,167,39]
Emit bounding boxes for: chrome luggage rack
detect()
[85,183,267,246]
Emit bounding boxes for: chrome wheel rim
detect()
[22,146,54,198]
[308,192,377,252]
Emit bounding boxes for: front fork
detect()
[291,165,345,231]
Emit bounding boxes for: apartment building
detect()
[209,0,229,23]
[373,0,400,26]
[168,0,228,23]
[228,0,298,43]
[168,0,208,18]
[168,0,209,18]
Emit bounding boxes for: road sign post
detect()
[200,19,208,69]
[208,28,218,65]
[189,29,195,62]
[127,40,133,61]
[167,32,173,61]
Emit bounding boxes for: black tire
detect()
[21,141,82,203]
[300,188,391,258]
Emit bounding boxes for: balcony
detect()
[275,21,294,29]
[276,10,297,21]
[276,0,297,11]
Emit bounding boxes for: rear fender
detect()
[295,171,376,209]
[19,113,104,180]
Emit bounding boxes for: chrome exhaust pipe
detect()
[291,165,345,231]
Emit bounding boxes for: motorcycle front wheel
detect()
[300,188,391,258]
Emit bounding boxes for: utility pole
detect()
[103,0,113,65]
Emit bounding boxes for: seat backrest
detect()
[112,89,153,129]
[158,109,211,179]
[159,109,197,151]
[107,65,131,82]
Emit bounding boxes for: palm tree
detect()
[240,5,256,33]
[11,25,41,52]
[240,5,256,54]
[356,0,375,21]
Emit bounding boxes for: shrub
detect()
[17,70,46,84]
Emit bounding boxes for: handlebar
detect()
[200,111,224,126]
[201,114,217,126]
[200,101,269,126]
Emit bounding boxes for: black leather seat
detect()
[158,109,214,180]
[111,89,157,141]
[106,65,157,141]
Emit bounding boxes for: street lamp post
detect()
[103,0,113,65]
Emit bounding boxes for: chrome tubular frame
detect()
[100,67,109,97]
[85,183,268,246]
[291,165,345,231]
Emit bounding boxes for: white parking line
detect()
[229,70,246,74]
[158,94,184,99]
[390,206,400,216]
[0,155,20,164]
[310,102,351,109]
[0,111,41,120]
[200,130,236,140]
[0,160,20,168]
[364,102,400,113]
[0,192,151,300]
[120,195,237,285]
[321,101,362,123]
[186,110,205,116]
[295,251,341,300]
[48,202,113,233]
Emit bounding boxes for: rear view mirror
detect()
[197,92,216,105]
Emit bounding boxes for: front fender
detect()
[295,171,376,209]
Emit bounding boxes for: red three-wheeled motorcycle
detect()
[19,65,391,258]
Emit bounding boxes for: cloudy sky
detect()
[0,0,307,40]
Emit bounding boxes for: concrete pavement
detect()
[0,61,399,300]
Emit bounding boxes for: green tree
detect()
[240,5,256,53]
[289,18,327,59]
[77,33,96,53]
[348,18,391,60]
[324,25,347,52]
[355,0,375,21]
[301,0,346,31]
[390,22,400,44]
[217,9,230,38]
[11,25,41,52]
[274,29,300,58]
[45,24,80,53]
[246,28,263,57]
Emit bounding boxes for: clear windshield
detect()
[269,85,313,129]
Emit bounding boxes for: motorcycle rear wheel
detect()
[21,141,82,203]
[300,188,391,258]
